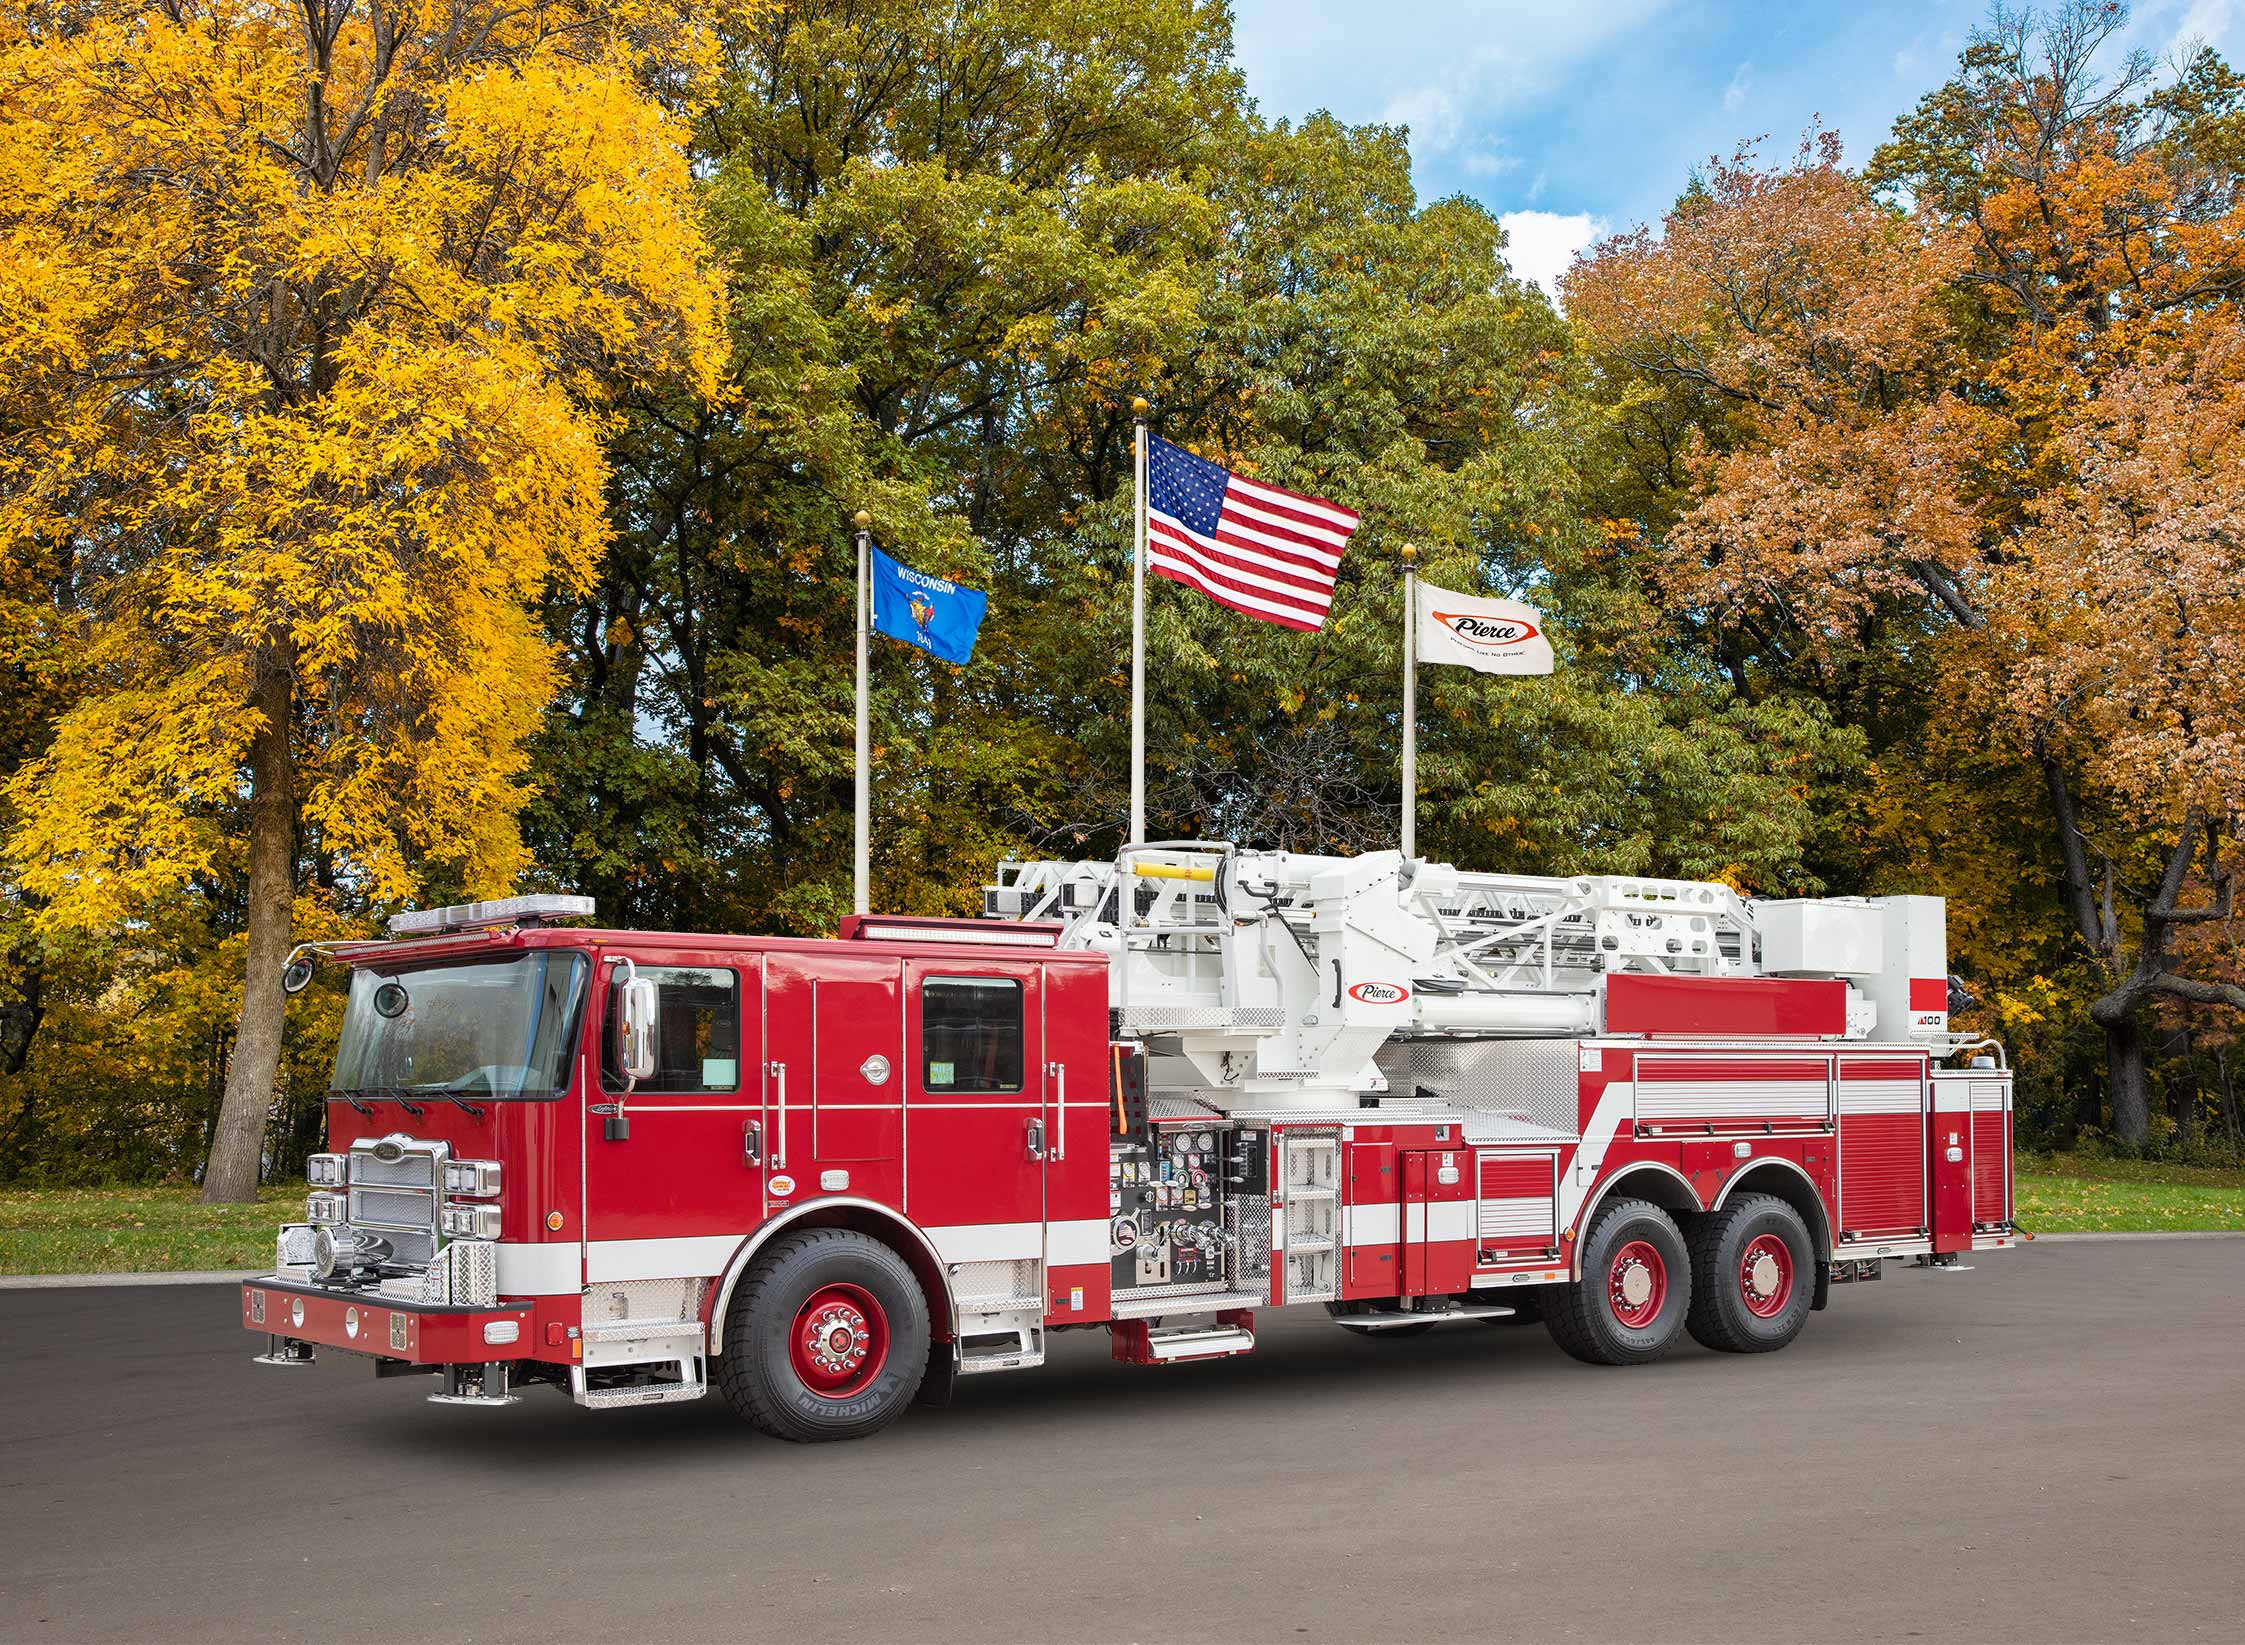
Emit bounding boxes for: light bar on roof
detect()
[387,894,596,936]
[849,916,1061,948]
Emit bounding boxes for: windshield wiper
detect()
[421,1089,486,1120]
[342,1085,426,1118]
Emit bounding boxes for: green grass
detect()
[0,1184,305,1275]
[2014,1151,2245,1234]
[1,1154,2239,1274]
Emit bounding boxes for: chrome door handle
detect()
[742,1120,763,1167]
[768,1060,787,1168]
[1025,1117,1046,1162]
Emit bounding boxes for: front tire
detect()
[1544,1198,1692,1365]
[716,1229,929,1441]
[1685,1194,1815,1353]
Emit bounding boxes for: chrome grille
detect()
[353,1152,439,1188]
[349,1185,435,1229]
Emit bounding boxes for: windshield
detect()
[330,953,587,1101]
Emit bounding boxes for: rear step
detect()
[569,1356,707,1408]
[1109,1313,1257,1365]
[1344,1303,1516,1329]
[956,1322,1046,1376]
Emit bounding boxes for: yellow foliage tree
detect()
[0,1,729,1198]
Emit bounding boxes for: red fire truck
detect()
[243,844,2017,1441]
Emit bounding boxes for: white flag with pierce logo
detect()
[1414,580,1554,675]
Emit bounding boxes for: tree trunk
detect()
[2102,1011,2149,1147]
[200,654,296,1203]
[2218,1048,2241,1151]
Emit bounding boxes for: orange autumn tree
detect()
[1570,3,2245,1140]
[0,1,730,1198]
[2011,319,2245,1037]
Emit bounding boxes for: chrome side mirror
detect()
[617,976,660,1085]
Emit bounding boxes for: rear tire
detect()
[1685,1194,1815,1353]
[1544,1198,1692,1366]
[715,1229,929,1441]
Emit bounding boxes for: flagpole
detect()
[1401,542,1417,861]
[853,510,872,915]
[1129,397,1149,846]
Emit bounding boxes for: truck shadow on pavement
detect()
[336,1308,1900,1478]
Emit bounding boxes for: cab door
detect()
[582,952,763,1278]
[902,961,1047,1268]
[763,951,904,1211]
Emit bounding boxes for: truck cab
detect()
[246,897,1112,1430]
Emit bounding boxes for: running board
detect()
[1109,1288,1267,1321]
[1345,1303,1516,1329]
[1110,1315,1257,1365]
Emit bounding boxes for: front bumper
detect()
[242,1276,536,1363]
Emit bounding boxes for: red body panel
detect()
[1837,1055,1926,1238]
[1605,974,1847,1037]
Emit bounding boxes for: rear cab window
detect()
[920,977,1024,1093]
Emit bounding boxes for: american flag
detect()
[1145,433,1359,631]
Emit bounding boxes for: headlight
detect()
[307,1153,347,1187]
[441,1203,502,1240]
[306,1191,346,1225]
[442,1158,502,1197]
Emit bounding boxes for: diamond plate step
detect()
[1109,1287,1266,1321]
[580,1316,705,1342]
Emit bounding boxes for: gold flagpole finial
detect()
[853,510,871,531]
[1401,542,1417,564]
[1132,397,1150,417]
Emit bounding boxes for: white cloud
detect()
[1724,60,1753,112]
[1231,1,1674,164]
[2169,0,2238,52]
[1498,209,1607,299]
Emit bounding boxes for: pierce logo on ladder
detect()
[1347,981,1412,1005]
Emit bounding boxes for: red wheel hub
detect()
[1739,1233,1795,1318]
[789,1282,889,1398]
[1607,1239,1667,1329]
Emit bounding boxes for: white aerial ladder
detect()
[986,842,1946,1111]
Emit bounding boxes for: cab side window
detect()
[602,966,739,1093]
[921,977,1023,1094]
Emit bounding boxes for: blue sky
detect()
[1226,0,2243,294]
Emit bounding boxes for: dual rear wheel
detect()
[1543,1193,1815,1366]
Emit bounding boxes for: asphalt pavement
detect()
[3,1237,2241,1643]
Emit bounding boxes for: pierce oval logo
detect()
[1347,981,1412,1005]
[1433,611,1541,650]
